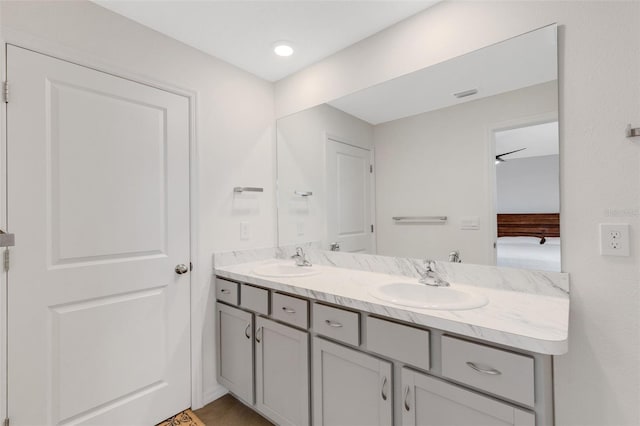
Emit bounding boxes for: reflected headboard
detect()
[497,213,560,238]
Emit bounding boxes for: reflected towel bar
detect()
[393,216,447,223]
[233,187,264,193]
[294,191,313,197]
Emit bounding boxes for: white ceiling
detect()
[93,0,440,82]
[328,25,557,125]
[495,121,559,160]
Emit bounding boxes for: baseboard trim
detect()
[202,385,228,407]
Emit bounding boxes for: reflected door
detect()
[7,46,191,425]
[326,138,373,253]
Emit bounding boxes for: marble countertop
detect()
[215,259,569,355]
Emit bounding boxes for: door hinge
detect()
[369,164,373,173]
[3,81,8,103]
[371,224,374,233]
[4,249,10,272]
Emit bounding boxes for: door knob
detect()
[175,264,189,275]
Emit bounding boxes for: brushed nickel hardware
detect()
[220,289,230,294]
[282,307,296,314]
[244,324,251,339]
[393,216,447,223]
[233,187,263,193]
[329,242,340,251]
[255,327,263,343]
[454,88,478,98]
[381,376,388,401]
[417,259,450,287]
[325,320,343,328]
[627,124,640,138]
[466,361,502,375]
[294,190,313,197]
[403,386,411,411]
[0,229,15,248]
[448,250,462,263]
[291,247,312,266]
[175,264,189,275]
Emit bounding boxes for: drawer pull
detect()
[325,320,343,328]
[381,376,388,401]
[256,327,263,343]
[244,324,251,339]
[403,386,411,411]
[220,289,231,294]
[282,307,296,314]
[466,361,502,376]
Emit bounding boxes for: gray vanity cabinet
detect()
[401,368,535,426]
[313,337,392,426]
[215,302,254,404]
[255,316,309,426]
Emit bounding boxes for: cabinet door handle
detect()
[466,361,502,376]
[381,376,388,401]
[220,289,230,294]
[244,324,251,339]
[282,307,296,314]
[403,386,411,411]
[256,327,263,343]
[325,320,343,328]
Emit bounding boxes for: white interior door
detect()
[7,45,191,426]
[326,138,373,253]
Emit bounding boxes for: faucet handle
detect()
[424,259,436,272]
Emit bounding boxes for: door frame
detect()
[324,133,377,254]
[485,111,559,265]
[0,28,207,416]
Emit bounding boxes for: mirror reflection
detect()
[277,25,560,272]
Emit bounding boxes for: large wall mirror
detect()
[276,25,560,272]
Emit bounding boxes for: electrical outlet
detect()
[240,221,250,240]
[600,223,630,256]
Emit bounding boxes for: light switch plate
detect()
[599,223,630,256]
[460,216,480,230]
[240,221,250,240]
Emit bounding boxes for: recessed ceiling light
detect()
[273,41,294,57]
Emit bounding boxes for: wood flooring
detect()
[194,394,274,426]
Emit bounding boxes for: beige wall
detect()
[0,0,275,406]
[276,1,640,424]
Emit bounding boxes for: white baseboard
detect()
[200,385,228,408]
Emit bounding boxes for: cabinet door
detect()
[255,317,309,426]
[401,368,535,426]
[313,337,392,426]
[216,302,254,404]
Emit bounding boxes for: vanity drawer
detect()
[366,316,430,370]
[240,284,269,315]
[312,303,360,346]
[271,293,309,329]
[216,278,239,306]
[441,336,535,407]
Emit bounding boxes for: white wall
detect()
[0,0,275,407]
[275,1,640,425]
[277,104,373,248]
[374,82,556,263]
[497,155,560,214]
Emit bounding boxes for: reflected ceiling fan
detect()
[495,148,526,164]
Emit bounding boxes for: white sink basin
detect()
[369,282,488,310]
[252,263,321,278]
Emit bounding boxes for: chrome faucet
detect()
[291,247,312,267]
[417,259,450,287]
[448,250,462,263]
